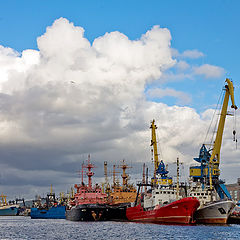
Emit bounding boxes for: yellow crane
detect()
[150,119,159,182]
[209,78,237,190]
[150,119,172,186]
[190,78,237,198]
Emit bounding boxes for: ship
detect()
[66,155,108,221]
[30,188,66,219]
[0,194,19,216]
[103,160,137,221]
[194,199,234,224]
[126,187,200,224]
[189,79,237,224]
[126,120,200,224]
[189,182,234,223]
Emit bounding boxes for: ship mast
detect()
[104,161,108,186]
[84,154,95,189]
[176,158,180,200]
[142,163,147,193]
[104,161,111,194]
[112,165,120,190]
[119,159,132,187]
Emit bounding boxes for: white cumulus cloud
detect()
[147,87,192,105]
[193,64,225,78]
[0,18,238,198]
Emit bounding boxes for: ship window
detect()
[197,193,200,196]
[172,192,174,194]
[201,193,204,196]
[163,191,166,194]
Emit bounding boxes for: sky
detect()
[0,0,239,199]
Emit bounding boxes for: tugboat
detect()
[30,186,66,219]
[126,120,200,224]
[0,194,19,216]
[66,155,108,221]
[189,79,237,224]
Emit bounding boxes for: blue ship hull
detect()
[0,206,18,216]
[30,205,66,219]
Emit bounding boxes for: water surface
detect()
[0,216,240,240]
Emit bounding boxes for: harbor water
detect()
[0,216,240,240]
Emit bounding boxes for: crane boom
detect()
[150,119,159,177]
[209,78,237,189]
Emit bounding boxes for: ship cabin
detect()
[74,184,107,205]
[189,183,216,207]
[143,187,177,209]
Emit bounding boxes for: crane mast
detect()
[209,78,237,190]
[150,119,159,181]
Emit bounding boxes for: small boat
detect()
[0,194,19,216]
[30,191,66,219]
[228,202,240,224]
[31,204,66,219]
[66,155,108,221]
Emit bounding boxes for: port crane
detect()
[150,120,173,186]
[190,78,237,199]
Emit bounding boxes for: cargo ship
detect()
[126,120,200,224]
[103,160,137,221]
[189,79,237,224]
[30,188,66,219]
[66,155,108,221]
[0,194,19,216]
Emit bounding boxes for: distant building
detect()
[226,178,240,202]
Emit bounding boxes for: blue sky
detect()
[0,0,240,197]
[1,0,239,111]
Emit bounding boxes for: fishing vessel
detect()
[30,188,66,219]
[189,78,237,224]
[126,120,200,224]
[0,194,19,216]
[127,188,199,224]
[66,155,108,221]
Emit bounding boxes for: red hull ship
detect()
[126,120,200,224]
[126,197,200,224]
